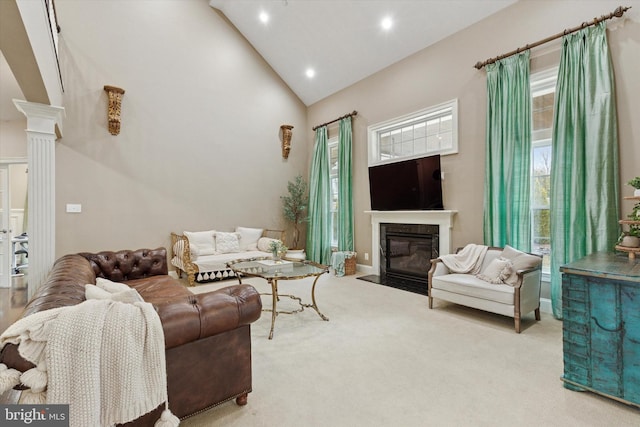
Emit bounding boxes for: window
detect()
[328,137,339,247]
[530,68,557,275]
[368,99,458,166]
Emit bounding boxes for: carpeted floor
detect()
[181,273,639,427]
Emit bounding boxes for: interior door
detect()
[0,166,10,288]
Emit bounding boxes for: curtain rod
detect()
[474,5,631,70]
[312,110,358,131]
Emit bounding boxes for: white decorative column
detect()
[13,100,65,299]
[366,210,457,275]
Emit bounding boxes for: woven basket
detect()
[344,253,357,275]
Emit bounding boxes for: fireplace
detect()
[362,210,457,295]
[382,223,439,279]
[378,223,438,295]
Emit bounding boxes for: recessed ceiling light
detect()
[381,17,393,30]
[259,11,269,24]
[306,68,316,79]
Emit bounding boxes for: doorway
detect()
[0,162,28,289]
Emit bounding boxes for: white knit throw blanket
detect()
[439,244,489,274]
[0,299,176,427]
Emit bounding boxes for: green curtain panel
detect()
[550,22,620,318]
[337,117,354,251]
[307,126,332,264]
[483,51,532,251]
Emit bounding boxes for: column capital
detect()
[13,99,65,137]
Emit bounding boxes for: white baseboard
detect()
[355,263,374,275]
[356,263,554,315]
[539,297,552,314]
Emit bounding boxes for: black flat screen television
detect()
[368,154,444,211]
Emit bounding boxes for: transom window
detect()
[368,99,458,166]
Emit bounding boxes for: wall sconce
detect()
[103,85,125,135]
[280,124,293,159]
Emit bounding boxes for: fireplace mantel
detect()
[366,210,457,275]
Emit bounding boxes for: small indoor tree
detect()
[281,175,309,249]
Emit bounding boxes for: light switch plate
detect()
[66,203,82,213]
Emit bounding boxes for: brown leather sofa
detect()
[0,247,262,426]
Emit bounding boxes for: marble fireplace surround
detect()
[366,210,457,275]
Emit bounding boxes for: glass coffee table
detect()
[227,257,329,339]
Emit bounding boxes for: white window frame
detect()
[327,136,339,248]
[530,67,558,280]
[367,99,458,166]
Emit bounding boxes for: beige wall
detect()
[307,0,640,268]
[54,0,308,255]
[8,163,27,213]
[0,119,27,158]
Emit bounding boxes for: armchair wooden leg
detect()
[515,316,521,333]
[235,393,248,406]
[428,296,433,309]
[535,307,541,321]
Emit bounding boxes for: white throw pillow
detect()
[184,230,217,257]
[500,245,542,285]
[257,237,280,252]
[476,257,513,285]
[235,226,264,251]
[96,277,131,293]
[215,231,241,254]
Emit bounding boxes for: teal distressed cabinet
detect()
[561,252,640,407]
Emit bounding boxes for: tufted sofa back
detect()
[78,247,168,282]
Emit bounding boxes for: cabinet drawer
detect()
[564,286,587,302]
[563,341,589,360]
[563,354,590,384]
[563,308,589,324]
[563,328,589,347]
[563,299,588,315]
[563,275,587,294]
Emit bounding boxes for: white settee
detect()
[427,245,542,333]
[171,227,285,286]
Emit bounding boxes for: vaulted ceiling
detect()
[1,0,518,121]
[209,0,518,105]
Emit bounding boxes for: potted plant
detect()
[268,239,288,261]
[628,176,640,197]
[281,175,309,259]
[618,201,640,248]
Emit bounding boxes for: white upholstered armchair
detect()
[427,245,543,333]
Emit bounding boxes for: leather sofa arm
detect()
[154,284,262,349]
[22,254,93,317]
